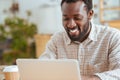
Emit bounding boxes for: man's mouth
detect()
[68,27,79,35]
[66,26,81,41]
[69,27,78,33]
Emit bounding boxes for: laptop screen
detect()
[16,59,81,80]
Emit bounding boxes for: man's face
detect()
[61,1,93,41]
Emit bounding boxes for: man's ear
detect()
[88,10,94,20]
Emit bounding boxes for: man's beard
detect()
[65,23,89,42]
[68,27,83,41]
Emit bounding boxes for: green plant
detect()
[0,17,37,65]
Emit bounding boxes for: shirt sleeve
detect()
[95,29,120,80]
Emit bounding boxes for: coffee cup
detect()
[3,65,20,80]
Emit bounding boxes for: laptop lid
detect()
[16,59,81,80]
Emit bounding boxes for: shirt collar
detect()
[88,22,97,41]
[64,22,97,45]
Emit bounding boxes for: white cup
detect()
[3,65,20,80]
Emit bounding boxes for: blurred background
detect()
[0,0,120,65]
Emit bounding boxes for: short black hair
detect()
[61,0,93,12]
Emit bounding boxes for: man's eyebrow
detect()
[63,14,81,17]
[73,14,80,16]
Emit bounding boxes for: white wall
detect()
[93,0,100,24]
[0,0,13,24]
[18,0,63,34]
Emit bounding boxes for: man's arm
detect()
[93,30,120,80]
[81,30,120,80]
[81,75,100,80]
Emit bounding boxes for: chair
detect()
[34,34,52,58]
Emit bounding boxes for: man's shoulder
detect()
[94,24,120,34]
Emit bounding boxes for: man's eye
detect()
[74,17,82,20]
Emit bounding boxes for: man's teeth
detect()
[70,28,78,33]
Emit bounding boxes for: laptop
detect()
[16,59,81,80]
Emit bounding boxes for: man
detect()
[40,0,120,80]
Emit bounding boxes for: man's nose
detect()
[67,19,76,28]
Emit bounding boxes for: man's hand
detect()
[81,75,100,80]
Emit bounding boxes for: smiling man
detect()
[39,0,120,80]
[62,0,92,42]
